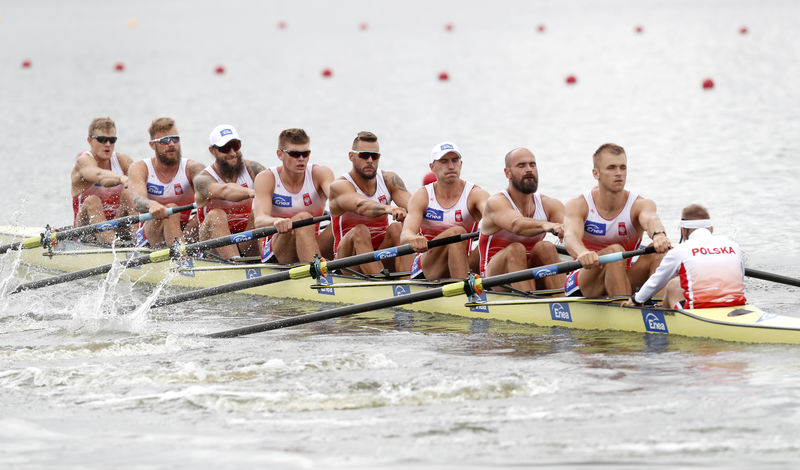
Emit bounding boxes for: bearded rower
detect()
[400,141,488,280]
[129,117,205,247]
[71,117,135,243]
[194,125,265,259]
[253,128,334,263]
[478,147,565,292]
[563,143,671,297]
[329,131,412,274]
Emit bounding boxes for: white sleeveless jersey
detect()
[142,157,196,225]
[197,163,255,232]
[419,181,478,240]
[268,165,326,218]
[72,151,125,226]
[332,169,392,253]
[581,189,641,252]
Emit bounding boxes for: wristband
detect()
[630,295,642,306]
[652,230,666,238]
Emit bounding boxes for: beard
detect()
[156,147,182,166]
[511,173,538,194]
[216,150,245,180]
[354,164,377,181]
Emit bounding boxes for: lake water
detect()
[1,0,799,468]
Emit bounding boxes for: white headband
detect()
[679,219,713,229]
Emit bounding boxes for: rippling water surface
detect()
[1,0,800,468]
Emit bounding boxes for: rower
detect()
[71,117,135,243]
[400,141,489,279]
[194,125,266,259]
[624,204,746,308]
[563,143,671,297]
[129,117,205,247]
[329,131,412,274]
[252,128,334,263]
[478,147,565,292]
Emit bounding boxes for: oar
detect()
[745,268,800,288]
[9,215,330,295]
[206,246,656,338]
[0,203,197,254]
[149,232,480,309]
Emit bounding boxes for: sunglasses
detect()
[150,135,180,145]
[281,149,311,158]
[215,140,242,154]
[352,151,380,161]
[92,136,117,144]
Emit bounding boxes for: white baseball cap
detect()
[430,141,462,162]
[209,124,240,147]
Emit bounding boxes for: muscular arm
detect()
[467,186,490,222]
[541,195,566,240]
[127,160,158,214]
[251,170,283,229]
[312,164,335,200]
[71,154,127,196]
[633,198,670,253]
[193,173,255,206]
[564,196,591,259]
[487,195,560,237]
[384,171,411,209]
[399,188,430,251]
[330,179,400,219]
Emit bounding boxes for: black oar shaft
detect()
[745,268,800,288]
[152,232,478,309]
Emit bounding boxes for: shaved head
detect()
[505,147,534,167]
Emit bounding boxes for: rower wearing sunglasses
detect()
[400,141,489,280]
[193,125,266,259]
[129,117,205,247]
[329,131,413,275]
[71,117,136,243]
[252,128,334,263]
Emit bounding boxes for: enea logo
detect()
[245,268,262,279]
[146,182,165,196]
[549,302,572,322]
[97,221,119,231]
[534,266,557,278]
[469,292,489,312]
[230,231,253,243]
[177,257,195,277]
[393,285,410,296]
[584,220,606,236]
[424,208,444,221]
[642,309,669,333]
[318,274,335,295]
[272,194,292,207]
[757,313,777,323]
[374,248,398,260]
[220,128,233,137]
[440,143,454,151]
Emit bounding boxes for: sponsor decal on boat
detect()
[176,257,194,277]
[245,268,262,279]
[643,309,668,333]
[146,182,164,196]
[424,208,444,221]
[757,312,777,323]
[96,221,119,231]
[272,194,292,207]
[318,274,335,295]
[549,302,572,322]
[584,220,606,236]
[469,292,489,312]
[393,285,410,296]
[230,231,253,243]
[374,247,398,260]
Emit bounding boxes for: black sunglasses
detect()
[92,136,117,144]
[281,149,311,158]
[150,135,180,145]
[353,151,380,161]
[215,140,242,154]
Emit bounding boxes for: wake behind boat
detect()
[2,224,799,344]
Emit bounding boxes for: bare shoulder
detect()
[329,178,355,197]
[246,159,266,177]
[185,159,206,178]
[540,194,565,209]
[382,170,408,192]
[311,163,335,180]
[564,194,589,217]
[485,191,512,213]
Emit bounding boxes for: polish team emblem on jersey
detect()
[303,193,312,206]
[174,183,184,195]
[378,195,387,205]
[455,210,463,222]
[618,222,627,236]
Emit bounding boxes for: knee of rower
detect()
[506,242,528,258]
[604,244,625,254]
[203,208,228,224]
[291,211,313,221]
[349,224,372,241]
[532,240,558,259]
[440,225,467,236]
[81,195,103,212]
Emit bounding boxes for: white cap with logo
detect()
[430,141,462,163]
[209,124,240,147]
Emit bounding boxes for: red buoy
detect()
[114,62,125,72]
[422,172,437,185]
[537,24,546,33]
[445,23,454,32]
[21,59,32,68]
[277,21,287,30]
[635,25,644,34]
[215,65,225,75]
[438,71,449,81]
[360,22,368,31]
[565,75,577,85]
[739,26,749,35]
[322,68,333,78]
[702,78,714,89]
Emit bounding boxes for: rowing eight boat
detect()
[2,225,799,344]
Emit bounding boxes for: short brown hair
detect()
[88,117,115,136]
[352,131,378,149]
[278,128,310,148]
[592,143,625,168]
[681,204,710,220]
[149,117,176,139]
